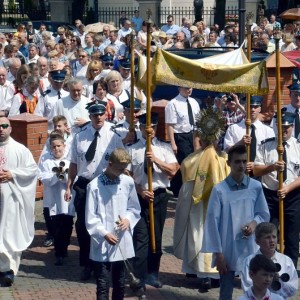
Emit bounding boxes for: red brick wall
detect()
[9,114,48,199]
[262,67,294,119]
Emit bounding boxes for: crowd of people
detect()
[0,9,299,300]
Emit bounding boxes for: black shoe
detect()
[186,273,197,278]
[210,278,220,288]
[43,237,54,247]
[146,274,162,288]
[198,278,211,293]
[80,266,92,281]
[55,257,64,266]
[3,271,14,287]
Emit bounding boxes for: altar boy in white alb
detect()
[85,148,141,300]
[0,117,37,286]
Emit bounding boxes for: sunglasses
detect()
[0,124,9,129]
[79,55,87,58]
[105,62,113,67]
[250,105,261,109]
[71,39,76,42]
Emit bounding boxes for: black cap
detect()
[49,70,67,82]
[138,112,159,125]
[100,53,114,62]
[122,98,142,110]
[86,101,107,115]
[287,82,300,92]
[250,96,263,106]
[119,58,131,69]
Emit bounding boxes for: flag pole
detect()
[145,9,156,253]
[245,12,253,165]
[274,25,284,253]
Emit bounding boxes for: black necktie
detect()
[295,109,300,138]
[283,141,287,182]
[250,124,257,162]
[187,98,194,126]
[57,90,61,99]
[85,131,99,162]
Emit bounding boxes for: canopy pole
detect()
[274,25,284,253]
[129,31,135,133]
[146,9,156,254]
[245,13,253,165]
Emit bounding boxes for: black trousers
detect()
[73,176,91,267]
[132,190,169,283]
[170,132,194,197]
[52,214,74,258]
[263,186,300,267]
[43,207,55,238]
[93,260,125,300]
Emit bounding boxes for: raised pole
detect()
[129,31,136,133]
[146,9,156,254]
[274,24,284,253]
[245,12,253,164]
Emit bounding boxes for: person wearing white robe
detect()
[0,117,37,285]
[201,144,270,300]
[85,148,140,300]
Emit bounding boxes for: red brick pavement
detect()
[1,199,299,300]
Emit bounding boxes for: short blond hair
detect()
[109,148,131,164]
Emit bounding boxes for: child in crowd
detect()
[38,135,75,265]
[39,115,72,163]
[38,115,72,247]
[237,254,284,300]
[241,222,298,299]
[85,148,141,300]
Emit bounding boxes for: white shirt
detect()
[39,73,51,91]
[224,119,275,151]
[35,87,69,132]
[51,95,90,136]
[0,80,15,111]
[118,27,133,39]
[237,288,283,300]
[86,173,140,262]
[255,136,300,190]
[75,64,88,81]
[106,89,130,122]
[126,136,177,191]
[27,54,40,64]
[242,250,298,299]
[165,93,200,133]
[70,122,124,180]
[38,155,75,216]
[8,89,39,117]
[113,120,142,143]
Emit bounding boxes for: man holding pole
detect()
[253,111,300,267]
[126,113,178,297]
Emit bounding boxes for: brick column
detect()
[261,52,295,121]
[9,113,48,199]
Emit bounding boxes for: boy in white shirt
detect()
[238,254,283,300]
[241,222,298,299]
[38,135,75,266]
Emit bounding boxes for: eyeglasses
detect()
[79,55,87,58]
[58,33,64,36]
[0,124,9,129]
[250,105,261,109]
[105,62,113,67]
[167,20,172,23]
[71,39,76,42]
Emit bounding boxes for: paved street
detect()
[1,196,300,300]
